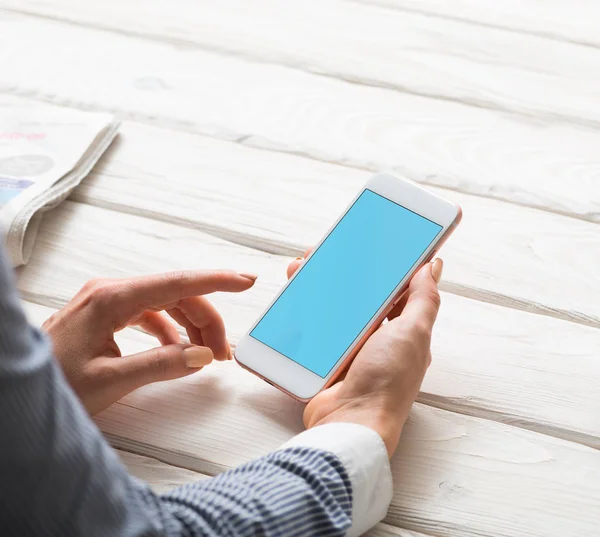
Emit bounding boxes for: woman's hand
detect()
[287,252,442,458]
[43,270,257,415]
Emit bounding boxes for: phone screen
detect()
[250,189,443,378]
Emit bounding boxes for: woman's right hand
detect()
[43,270,257,415]
[288,255,443,458]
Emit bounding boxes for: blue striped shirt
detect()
[0,245,392,536]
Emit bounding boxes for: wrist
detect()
[306,400,404,458]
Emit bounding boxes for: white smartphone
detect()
[235,173,462,401]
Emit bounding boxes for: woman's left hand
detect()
[43,270,257,415]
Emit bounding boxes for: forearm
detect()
[0,352,354,537]
[0,245,391,536]
[146,447,353,536]
[139,423,392,537]
[0,247,157,535]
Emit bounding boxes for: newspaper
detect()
[0,100,120,266]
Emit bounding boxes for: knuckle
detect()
[90,285,115,309]
[81,278,116,308]
[398,327,424,350]
[81,278,106,293]
[151,271,176,290]
[158,271,192,301]
[163,271,186,286]
[412,320,433,340]
[41,311,59,332]
[146,347,171,378]
[413,319,433,337]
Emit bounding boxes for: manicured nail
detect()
[431,258,444,285]
[239,272,258,281]
[295,257,303,261]
[183,346,214,368]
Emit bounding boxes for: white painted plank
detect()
[4,0,600,130]
[117,450,429,536]
[94,390,600,537]
[366,524,433,537]
[2,19,600,222]
[355,0,600,48]
[21,300,600,536]
[62,120,600,328]
[117,450,209,494]
[19,204,600,447]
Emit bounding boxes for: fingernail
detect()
[295,257,303,261]
[431,258,444,285]
[183,346,214,367]
[239,272,258,281]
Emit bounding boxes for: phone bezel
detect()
[234,172,461,401]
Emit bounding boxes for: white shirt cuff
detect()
[279,422,393,537]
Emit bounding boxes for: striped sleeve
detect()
[151,447,354,536]
[0,243,379,537]
[279,423,393,536]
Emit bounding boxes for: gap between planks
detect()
[1,96,598,329]
[3,0,600,132]
[22,301,600,537]
[347,0,600,49]
[117,449,433,537]
[1,1,568,134]
[19,206,600,449]
[8,89,599,229]
[2,15,600,223]
[64,117,600,331]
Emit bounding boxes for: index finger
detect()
[114,270,257,321]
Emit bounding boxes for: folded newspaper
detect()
[0,101,120,266]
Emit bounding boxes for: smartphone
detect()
[235,173,462,401]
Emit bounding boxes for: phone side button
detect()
[391,291,405,308]
[425,250,438,264]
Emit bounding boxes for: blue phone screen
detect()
[250,189,443,377]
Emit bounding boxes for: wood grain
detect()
[2,19,600,223]
[367,524,433,537]
[352,0,600,48]
[6,1,598,535]
[60,121,600,328]
[22,302,600,536]
[117,450,432,536]
[98,393,600,537]
[117,450,209,494]
[4,0,600,129]
[19,205,600,447]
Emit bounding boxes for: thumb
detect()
[398,259,442,331]
[111,344,214,393]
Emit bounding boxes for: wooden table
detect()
[2,1,599,535]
